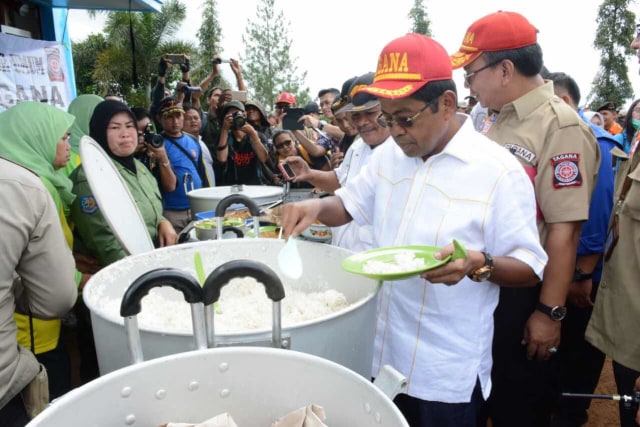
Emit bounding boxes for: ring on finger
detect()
[548,347,558,354]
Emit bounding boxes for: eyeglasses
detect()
[376,97,438,129]
[275,104,290,111]
[463,59,502,86]
[275,140,293,149]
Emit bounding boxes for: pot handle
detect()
[120,268,207,365]
[221,225,244,239]
[214,193,260,218]
[373,365,408,400]
[202,259,285,348]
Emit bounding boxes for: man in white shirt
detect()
[284,73,392,252]
[280,33,547,426]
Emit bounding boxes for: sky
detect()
[66,0,640,110]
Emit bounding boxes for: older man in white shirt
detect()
[281,34,547,427]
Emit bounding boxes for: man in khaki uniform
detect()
[450,11,600,426]
[586,22,640,427]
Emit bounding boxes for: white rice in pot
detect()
[99,277,348,333]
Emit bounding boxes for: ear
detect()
[441,90,457,118]
[500,60,516,85]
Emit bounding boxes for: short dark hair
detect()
[410,80,457,113]
[546,72,581,106]
[131,106,152,122]
[482,43,544,77]
[272,129,295,143]
[182,103,203,119]
[318,88,340,99]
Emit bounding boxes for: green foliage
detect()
[408,0,432,36]
[241,0,310,111]
[588,0,636,109]
[71,33,109,95]
[75,0,192,107]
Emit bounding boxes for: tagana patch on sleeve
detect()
[550,153,582,189]
[79,195,99,214]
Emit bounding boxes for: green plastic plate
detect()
[342,245,452,281]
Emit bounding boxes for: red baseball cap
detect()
[360,33,452,99]
[275,92,296,105]
[450,11,538,70]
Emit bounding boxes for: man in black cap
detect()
[597,101,623,135]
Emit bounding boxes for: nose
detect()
[631,35,640,50]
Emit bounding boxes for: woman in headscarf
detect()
[61,94,103,176]
[70,100,177,266]
[0,101,80,400]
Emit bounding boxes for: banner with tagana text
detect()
[0,32,73,113]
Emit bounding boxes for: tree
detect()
[81,0,192,106]
[408,0,432,36]
[71,33,109,95]
[588,0,635,109]
[241,0,310,111]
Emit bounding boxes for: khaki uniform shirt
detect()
[0,159,76,408]
[586,147,640,371]
[487,82,600,243]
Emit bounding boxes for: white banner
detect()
[0,33,73,112]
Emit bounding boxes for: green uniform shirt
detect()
[70,159,164,266]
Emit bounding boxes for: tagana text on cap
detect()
[450,11,538,70]
[360,33,452,99]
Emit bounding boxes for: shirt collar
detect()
[436,113,477,164]
[501,80,555,120]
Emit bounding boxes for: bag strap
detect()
[164,134,210,187]
[28,308,35,353]
[614,149,640,214]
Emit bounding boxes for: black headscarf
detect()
[89,100,138,174]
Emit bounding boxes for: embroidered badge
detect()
[504,143,536,163]
[550,153,582,189]
[79,195,99,214]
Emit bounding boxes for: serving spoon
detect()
[278,237,303,280]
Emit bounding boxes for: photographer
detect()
[131,107,173,180]
[216,100,270,185]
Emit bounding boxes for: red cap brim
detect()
[450,50,482,70]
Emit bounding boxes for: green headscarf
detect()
[68,94,103,151]
[0,102,76,208]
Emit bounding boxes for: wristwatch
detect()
[573,267,593,282]
[318,120,327,131]
[536,302,567,321]
[468,252,495,282]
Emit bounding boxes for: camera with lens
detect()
[143,123,164,148]
[231,111,246,130]
[213,57,232,64]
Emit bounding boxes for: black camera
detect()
[231,111,246,130]
[143,123,164,148]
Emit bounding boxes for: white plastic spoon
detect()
[278,237,303,280]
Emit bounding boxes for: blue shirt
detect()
[162,133,202,210]
[578,110,616,281]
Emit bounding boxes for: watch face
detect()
[477,270,492,282]
[551,306,567,321]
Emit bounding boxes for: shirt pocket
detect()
[622,167,640,221]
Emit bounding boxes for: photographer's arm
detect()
[243,126,269,163]
[293,130,327,157]
[217,116,231,163]
[149,144,177,191]
[180,55,192,104]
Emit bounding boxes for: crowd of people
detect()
[2,9,640,427]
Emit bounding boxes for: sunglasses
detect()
[463,59,502,86]
[376,97,439,129]
[275,104,290,111]
[275,140,293,150]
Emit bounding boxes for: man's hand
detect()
[330,146,344,169]
[230,58,242,75]
[281,199,322,238]
[145,143,170,165]
[420,246,483,285]
[157,220,178,247]
[180,55,190,73]
[283,156,312,182]
[300,114,320,128]
[522,310,561,361]
[567,279,593,308]
[158,57,170,77]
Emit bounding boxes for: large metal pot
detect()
[82,239,380,377]
[27,347,408,426]
[188,184,283,217]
